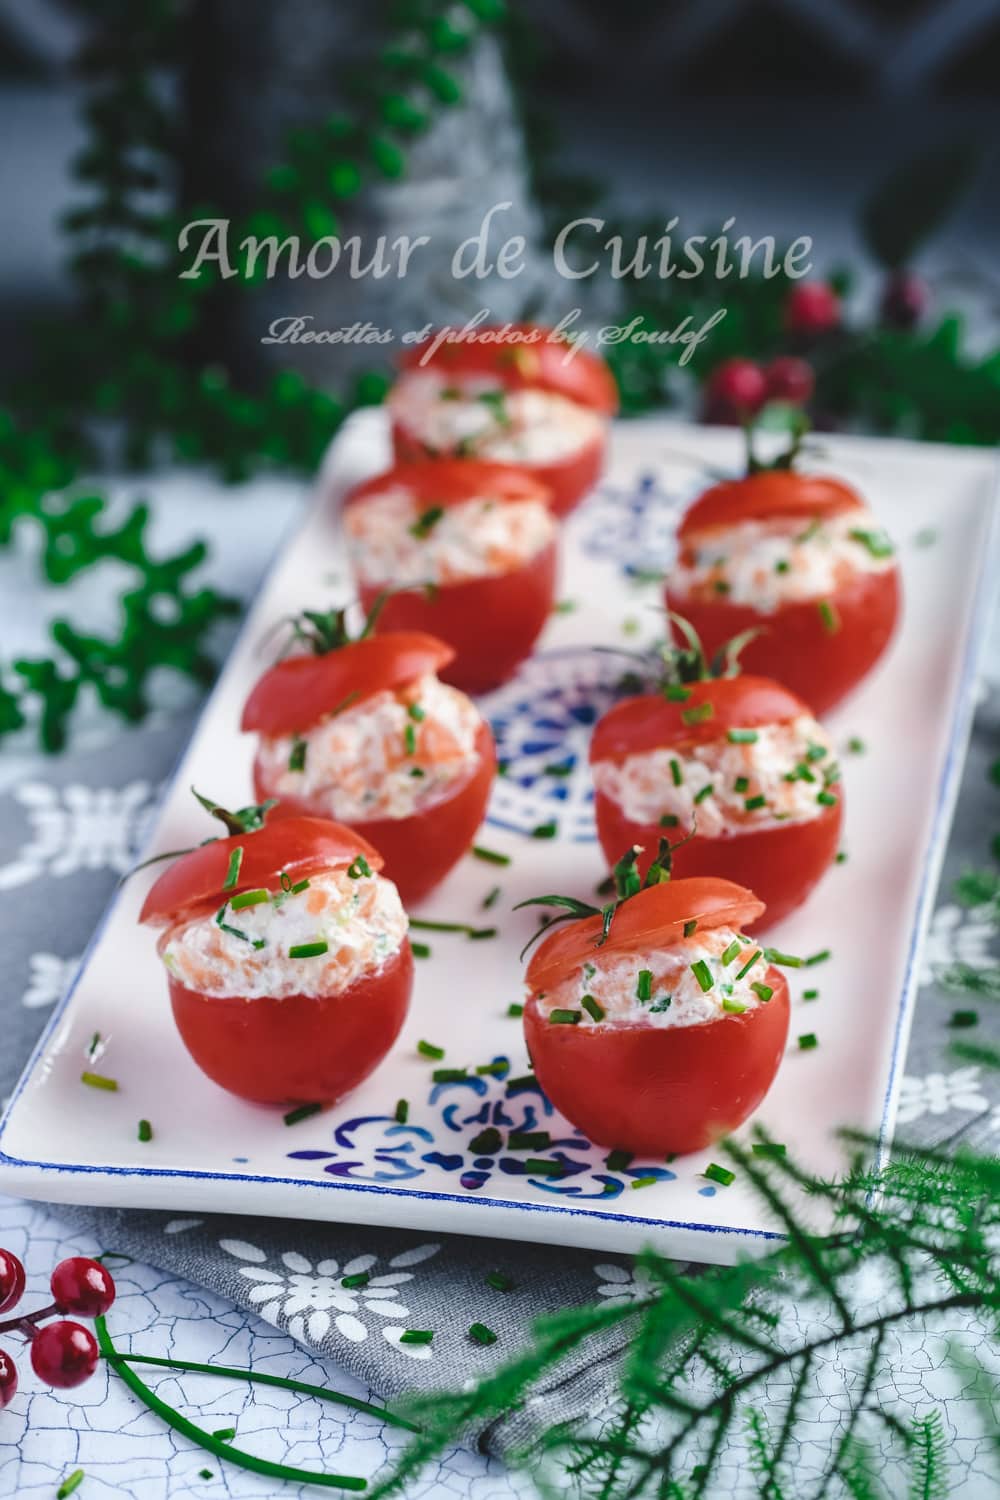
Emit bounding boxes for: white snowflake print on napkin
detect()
[21,951,81,1009]
[220,1238,441,1360]
[919,904,998,987]
[592,1262,657,1303]
[896,1067,989,1125]
[0,780,158,890]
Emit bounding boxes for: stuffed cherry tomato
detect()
[666,470,901,713]
[242,622,496,904]
[523,873,789,1155]
[343,460,558,693]
[140,805,412,1105]
[591,675,842,930]
[388,325,618,517]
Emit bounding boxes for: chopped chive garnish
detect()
[949,1010,979,1029]
[544,761,573,777]
[775,558,790,573]
[472,845,511,866]
[750,982,774,1003]
[630,1175,658,1189]
[744,794,767,812]
[475,1059,507,1078]
[669,758,683,786]
[549,1008,581,1025]
[691,959,714,993]
[486,1270,513,1292]
[409,505,444,539]
[727,728,759,744]
[847,736,866,754]
[659,813,680,828]
[284,1102,322,1126]
[346,854,372,880]
[469,1322,498,1346]
[803,988,819,1001]
[665,683,692,702]
[432,1068,468,1083]
[341,1272,370,1290]
[470,1126,502,1153]
[229,887,269,910]
[199,1471,213,1482]
[736,950,762,980]
[81,1071,118,1092]
[410,918,495,938]
[721,940,741,966]
[290,878,310,894]
[288,738,307,772]
[411,941,431,959]
[482,885,501,910]
[418,1040,445,1059]
[763,948,803,968]
[408,702,426,721]
[138,1119,153,1143]
[849,527,894,559]
[806,742,828,763]
[694,783,714,805]
[733,775,750,794]
[409,767,425,778]
[212,1427,236,1441]
[805,949,831,967]
[636,969,653,1002]
[222,846,244,891]
[817,791,838,807]
[752,1142,787,1157]
[532,820,558,839]
[554,598,576,614]
[835,850,848,864]
[581,993,605,1022]
[649,994,673,1012]
[394,1098,409,1123]
[506,1002,524,1018]
[404,723,417,755]
[57,1473,85,1500]
[681,701,714,726]
[400,1329,434,1345]
[505,1073,537,1093]
[723,996,748,1013]
[683,919,698,938]
[509,1131,550,1151]
[525,1159,563,1176]
[704,1162,735,1187]
[289,941,328,959]
[798,1033,819,1050]
[606,1149,632,1172]
[817,599,840,634]
[87,1032,101,1058]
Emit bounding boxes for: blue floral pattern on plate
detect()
[577,470,689,577]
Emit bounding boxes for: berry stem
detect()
[0,1303,60,1336]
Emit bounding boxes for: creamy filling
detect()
[256,673,483,822]
[671,510,895,612]
[533,926,769,1030]
[389,371,603,464]
[159,868,408,1000]
[344,486,555,588]
[592,714,838,837]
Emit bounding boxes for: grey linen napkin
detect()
[1,692,998,1459]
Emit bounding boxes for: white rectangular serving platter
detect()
[1,411,997,1265]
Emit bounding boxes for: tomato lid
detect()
[344,459,552,513]
[679,470,865,539]
[139,817,382,927]
[590,676,810,761]
[396,325,619,415]
[241,631,455,738]
[526,877,765,992]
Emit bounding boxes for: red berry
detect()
[785,281,840,336]
[0,1349,17,1410]
[764,356,814,405]
[30,1320,99,1389]
[703,358,768,422]
[51,1258,116,1319]
[0,1250,25,1317]
[880,270,928,330]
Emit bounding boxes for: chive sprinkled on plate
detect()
[630,1175,657,1189]
[482,885,501,910]
[222,846,244,891]
[417,1039,445,1059]
[751,1142,787,1157]
[395,1098,409,1123]
[470,1322,498,1346]
[432,1068,468,1083]
[690,959,714,993]
[87,1032,101,1058]
[411,941,431,959]
[289,941,328,959]
[138,1119,153,1142]
[340,1271,370,1290]
[606,1149,632,1172]
[798,1033,819,1050]
[469,1126,502,1153]
[803,988,819,1001]
[57,1472,85,1500]
[400,1329,434,1345]
[681,701,713,726]
[847,736,866,754]
[506,1002,524,1018]
[549,1008,581,1025]
[553,598,576,614]
[283,1102,322,1126]
[509,1130,550,1151]
[212,1427,237,1441]
[410,918,496,938]
[81,1071,117,1091]
[486,1270,513,1292]
[835,850,848,863]
[472,845,510,866]
[727,728,758,744]
[805,949,831,967]
[949,1010,979,1029]
[704,1162,734,1187]
[526,1159,563,1176]
[475,1059,508,1077]
[581,993,604,1021]
[532,820,558,839]
[763,947,803,968]
[544,761,573,777]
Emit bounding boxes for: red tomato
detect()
[345,461,559,691]
[167,945,413,1106]
[255,721,497,906]
[140,817,413,1105]
[522,876,789,1155]
[590,678,843,929]
[390,324,617,518]
[241,633,454,739]
[668,471,901,713]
